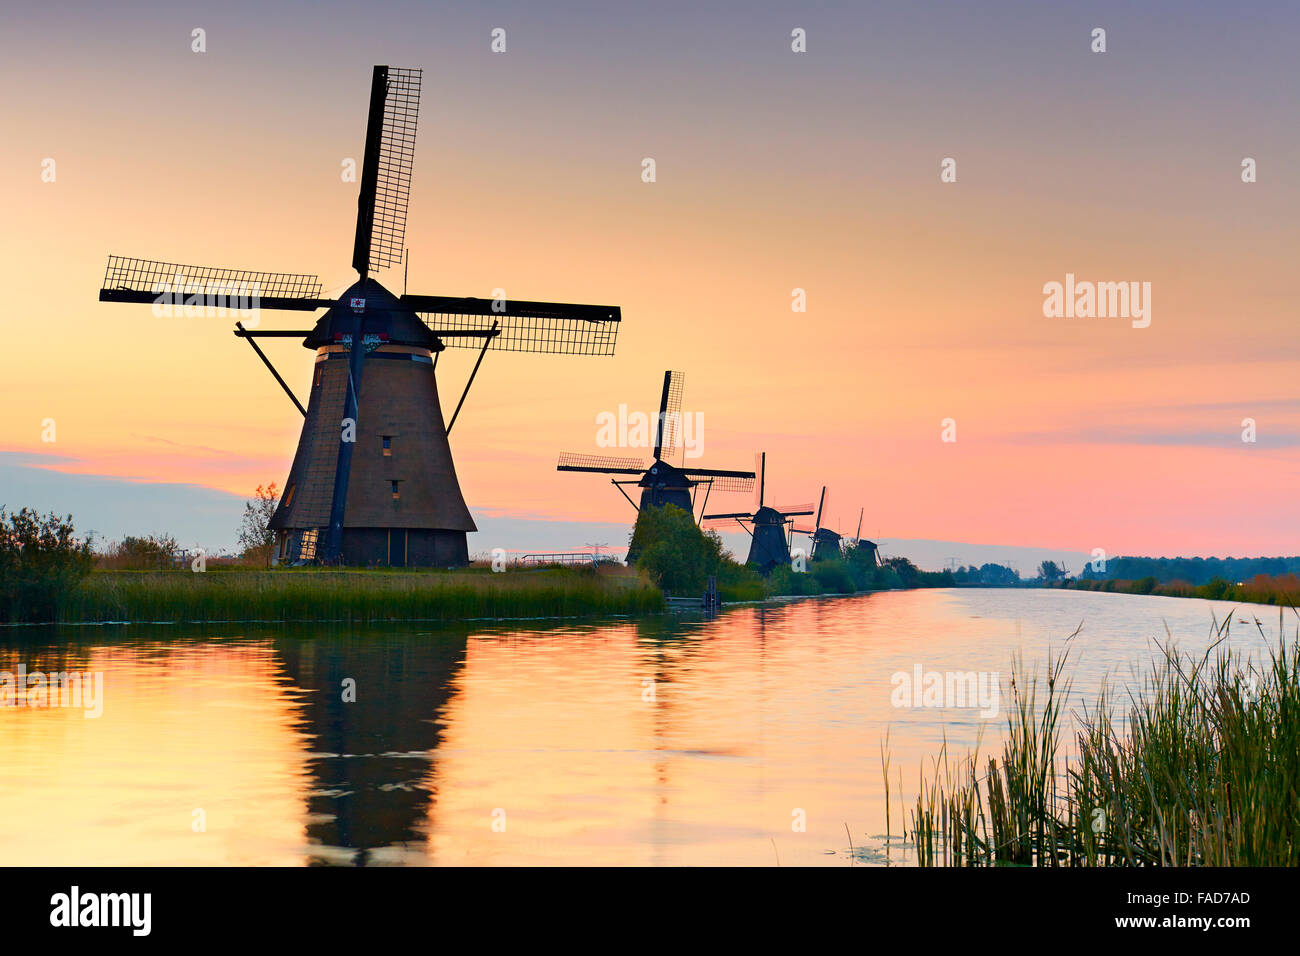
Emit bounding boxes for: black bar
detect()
[683,468,758,478]
[100,289,332,312]
[556,466,645,475]
[234,322,307,418]
[611,479,640,513]
[351,65,389,279]
[402,293,621,323]
[445,320,497,436]
[233,330,313,338]
[652,370,671,460]
[323,314,366,561]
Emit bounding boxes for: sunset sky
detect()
[2,0,1297,560]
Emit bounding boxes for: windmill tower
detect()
[791,486,842,561]
[556,371,755,524]
[702,453,813,574]
[98,66,622,567]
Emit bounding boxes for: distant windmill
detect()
[98,66,622,567]
[703,453,814,574]
[844,507,880,567]
[791,486,842,561]
[556,371,755,523]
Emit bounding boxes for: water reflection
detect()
[0,590,1279,866]
[272,630,469,865]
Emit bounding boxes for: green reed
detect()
[886,611,1300,866]
[53,567,664,624]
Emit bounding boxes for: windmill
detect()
[556,371,756,525]
[844,506,881,566]
[97,66,622,567]
[702,453,813,574]
[791,486,842,561]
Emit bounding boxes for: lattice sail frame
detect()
[367,67,421,274]
[556,452,647,472]
[102,256,322,299]
[419,311,620,355]
[684,472,755,494]
[657,370,685,458]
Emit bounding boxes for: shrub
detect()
[97,534,178,570]
[811,558,855,593]
[630,504,725,595]
[0,507,94,622]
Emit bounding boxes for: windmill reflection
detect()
[274,627,468,866]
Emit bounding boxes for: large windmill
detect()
[791,486,842,561]
[556,371,755,523]
[702,453,813,574]
[98,66,621,567]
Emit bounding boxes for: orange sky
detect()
[2,2,1297,555]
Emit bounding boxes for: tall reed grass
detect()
[53,567,663,624]
[886,611,1300,866]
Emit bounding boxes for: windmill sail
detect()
[652,370,684,460]
[405,294,621,355]
[353,66,422,278]
[99,256,326,311]
[556,452,647,474]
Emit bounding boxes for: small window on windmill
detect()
[391,480,400,500]
[314,365,323,387]
[283,484,295,509]
[382,435,392,456]
[299,529,318,560]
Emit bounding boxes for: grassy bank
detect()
[1068,573,1300,607]
[887,614,1300,866]
[48,566,664,624]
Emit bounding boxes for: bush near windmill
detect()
[629,504,763,602]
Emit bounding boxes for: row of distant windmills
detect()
[95,64,879,572]
[556,370,881,572]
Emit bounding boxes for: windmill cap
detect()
[304,278,435,349]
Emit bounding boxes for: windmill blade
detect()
[753,452,766,510]
[353,66,422,277]
[405,294,621,355]
[773,503,815,516]
[791,524,816,535]
[855,507,864,541]
[701,514,752,532]
[814,486,827,530]
[556,452,646,474]
[682,470,755,495]
[653,370,685,460]
[99,256,328,311]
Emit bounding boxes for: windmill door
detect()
[388,529,407,567]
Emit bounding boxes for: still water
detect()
[0,588,1282,866]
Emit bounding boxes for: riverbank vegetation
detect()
[50,565,663,624]
[628,504,904,602]
[0,508,94,623]
[1067,573,1300,607]
[885,615,1300,866]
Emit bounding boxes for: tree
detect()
[115,534,177,569]
[884,555,921,588]
[0,507,93,622]
[629,504,725,594]
[238,483,280,567]
[1038,560,1065,584]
